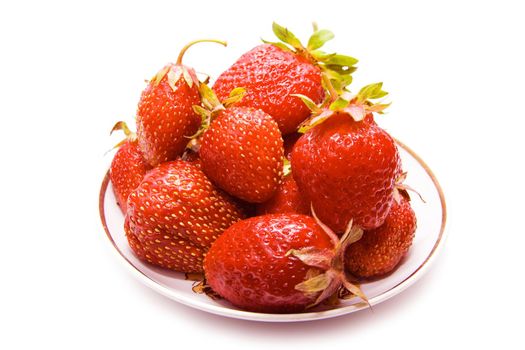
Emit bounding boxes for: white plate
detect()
[99,140,447,322]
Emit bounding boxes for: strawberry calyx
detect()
[189,84,247,143]
[150,39,227,91]
[286,206,369,309]
[394,172,426,204]
[109,121,137,150]
[295,82,390,133]
[263,22,358,94]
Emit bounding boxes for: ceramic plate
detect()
[99,140,447,322]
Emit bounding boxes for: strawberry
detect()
[197,86,284,203]
[213,23,358,135]
[125,160,245,273]
[137,40,226,167]
[256,175,310,216]
[109,121,151,213]
[204,213,367,313]
[291,83,400,232]
[345,194,417,278]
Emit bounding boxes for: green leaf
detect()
[330,74,353,93]
[329,97,349,111]
[283,158,291,176]
[291,94,321,113]
[298,110,334,133]
[198,83,222,111]
[324,64,357,75]
[310,50,334,61]
[323,54,359,67]
[357,82,388,102]
[192,105,209,120]
[366,102,391,113]
[261,38,293,52]
[222,87,246,107]
[272,22,303,49]
[307,29,334,50]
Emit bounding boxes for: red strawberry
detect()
[137,40,226,167]
[204,213,367,313]
[213,23,358,135]
[291,83,400,232]
[125,160,245,273]
[109,122,151,213]
[345,194,417,278]
[256,175,310,216]
[198,88,284,203]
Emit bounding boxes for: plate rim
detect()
[99,140,448,322]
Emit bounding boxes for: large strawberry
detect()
[109,121,151,213]
[256,175,310,216]
[137,40,226,167]
[125,160,245,273]
[291,83,400,232]
[204,213,367,313]
[213,23,358,135]
[345,193,417,278]
[196,86,284,203]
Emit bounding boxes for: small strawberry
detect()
[109,121,151,213]
[204,213,367,313]
[137,40,226,167]
[125,160,245,273]
[256,175,310,216]
[291,83,400,232]
[345,193,417,278]
[213,23,358,135]
[196,86,284,203]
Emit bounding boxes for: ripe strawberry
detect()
[125,160,245,273]
[204,213,367,313]
[256,175,310,216]
[213,23,358,135]
[197,86,284,203]
[137,40,226,167]
[291,83,400,232]
[345,194,417,278]
[109,122,151,213]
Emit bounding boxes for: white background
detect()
[1,0,523,348]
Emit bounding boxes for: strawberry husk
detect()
[263,22,358,95]
[188,84,246,143]
[286,206,370,309]
[107,120,137,152]
[295,82,391,133]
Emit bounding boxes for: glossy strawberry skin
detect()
[213,44,325,135]
[204,214,333,313]
[199,106,284,203]
[256,175,310,216]
[125,160,245,273]
[136,64,201,167]
[345,196,417,278]
[291,112,401,232]
[110,139,150,213]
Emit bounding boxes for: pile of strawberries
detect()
[109,23,417,313]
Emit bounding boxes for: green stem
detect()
[176,39,227,65]
[321,72,339,103]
